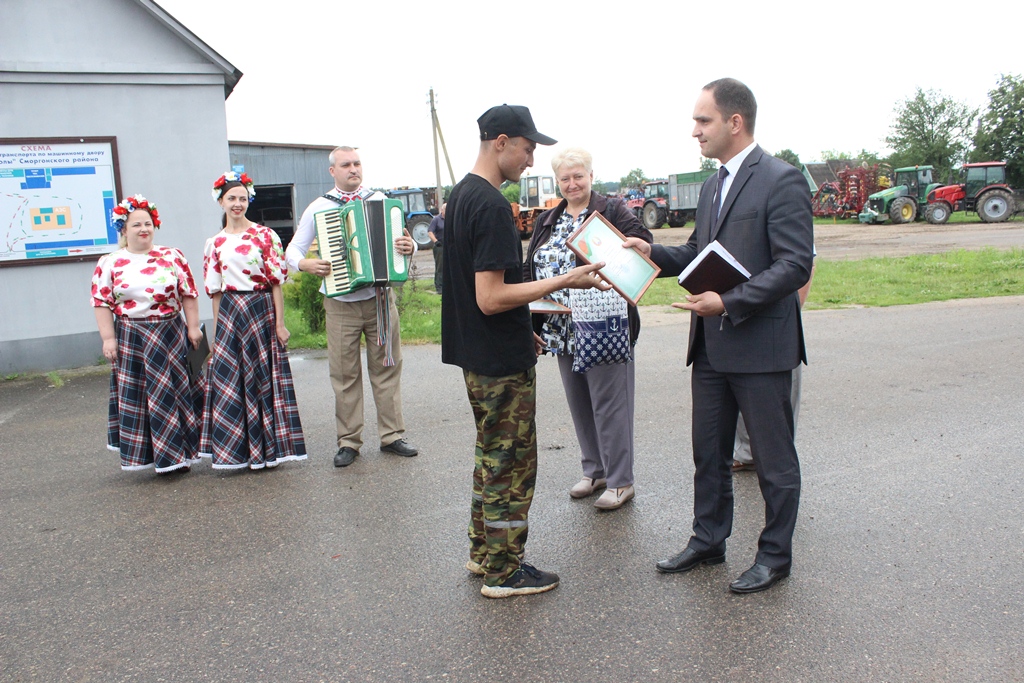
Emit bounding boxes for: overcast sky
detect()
[157,0,1024,189]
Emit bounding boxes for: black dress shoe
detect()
[334,447,358,468]
[381,439,418,457]
[656,545,726,573]
[729,562,790,593]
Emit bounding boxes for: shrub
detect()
[283,271,326,333]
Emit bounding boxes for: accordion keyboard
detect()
[313,209,351,296]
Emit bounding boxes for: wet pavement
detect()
[2,297,1023,682]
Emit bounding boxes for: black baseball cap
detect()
[477,104,557,146]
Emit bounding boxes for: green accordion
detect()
[313,198,410,297]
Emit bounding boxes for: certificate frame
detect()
[565,210,660,307]
[529,299,571,314]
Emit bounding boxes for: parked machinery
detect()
[858,165,940,224]
[511,174,559,237]
[627,171,715,230]
[386,187,435,248]
[812,165,890,219]
[925,161,1019,224]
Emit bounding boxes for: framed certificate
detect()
[565,210,660,306]
[529,299,571,314]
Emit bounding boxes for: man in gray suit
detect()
[625,78,814,593]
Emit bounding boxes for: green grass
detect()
[283,279,442,350]
[281,248,1024,347]
[284,305,325,350]
[812,211,1024,226]
[807,248,1024,308]
[46,371,64,388]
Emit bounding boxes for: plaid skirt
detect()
[199,290,307,469]
[107,315,204,472]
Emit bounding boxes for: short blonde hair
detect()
[551,147,593,175]
[329,146,357,165]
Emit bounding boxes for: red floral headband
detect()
[111,195,161,231]
[212,171,256,201]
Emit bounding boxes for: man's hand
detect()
[299,257,331,278]
[533,332,545,357]
[621,237,652,257]
[672,291,725,317]
[395,229,415,256]
[562,262,611,290]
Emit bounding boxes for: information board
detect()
[0,137,122,266]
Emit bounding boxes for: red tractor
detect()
[925,161,1018,224]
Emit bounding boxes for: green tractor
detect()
[858,165,941,224]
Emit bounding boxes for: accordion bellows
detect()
[313,198,409,297]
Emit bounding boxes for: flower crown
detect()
[212,171,256,201]
[111,194,161,232]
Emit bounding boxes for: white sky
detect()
[158,0,1024,189]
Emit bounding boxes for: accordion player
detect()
[313,197,410,297]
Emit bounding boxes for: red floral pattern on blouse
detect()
[202,224,286,296]
[90,246,199,318]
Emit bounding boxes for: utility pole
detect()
[430,88,443,211]
[429,88,456,210]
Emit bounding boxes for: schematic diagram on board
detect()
[1,139,120,263]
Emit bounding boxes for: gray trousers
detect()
[734,363,803,464]
[557,355,635,489]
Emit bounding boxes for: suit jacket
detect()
[650,146,813,373]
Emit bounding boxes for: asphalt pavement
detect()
[2,297,1023,682]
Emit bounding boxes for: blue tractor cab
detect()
[386,188,435,249]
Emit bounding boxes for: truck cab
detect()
[519,174,557,209]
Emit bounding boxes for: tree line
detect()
[618,74,1024,191]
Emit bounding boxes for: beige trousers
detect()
[323,291,405,450]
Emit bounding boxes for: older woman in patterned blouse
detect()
[91,195,204,473]
[524,148,653,510]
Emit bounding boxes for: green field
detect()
[282,247,1024,348]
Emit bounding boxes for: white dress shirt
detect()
[718,140,758,206]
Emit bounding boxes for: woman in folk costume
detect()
[91,194,205,473]
[200,172,307,470]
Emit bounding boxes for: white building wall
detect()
[0,0,236,373]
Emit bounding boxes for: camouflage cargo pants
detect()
[463,367,538,586]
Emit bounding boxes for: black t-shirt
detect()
[441,174,535,376]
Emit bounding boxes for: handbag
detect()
[569,287,631,373]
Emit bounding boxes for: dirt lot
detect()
[652,217,1024,260]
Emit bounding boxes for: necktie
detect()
[713,166,729,225]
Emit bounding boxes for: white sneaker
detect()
[594,485,635,510]
[465,559,486,576]
[569,477,607,499]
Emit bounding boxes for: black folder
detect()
[678,241,751,294]
[186,323,210,381]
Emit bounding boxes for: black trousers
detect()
[688,340,800,569]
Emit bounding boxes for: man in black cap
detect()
[441,104,608,598]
